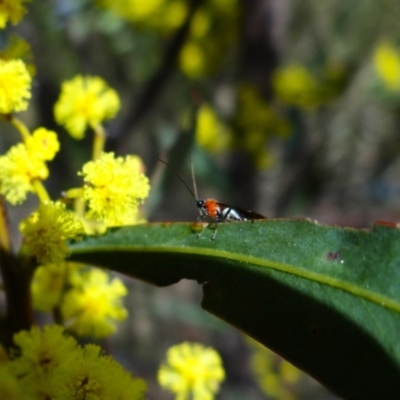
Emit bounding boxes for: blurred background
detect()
[3,0,400,398]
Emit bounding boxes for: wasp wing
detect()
[216,202,267,221]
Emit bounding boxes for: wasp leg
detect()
[196,214,207,238]
[211,221,218,240]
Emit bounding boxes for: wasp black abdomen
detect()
[220,207,246,221]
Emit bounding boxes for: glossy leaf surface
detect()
[68,219,400,398]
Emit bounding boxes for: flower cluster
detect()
[0,325,147,399]
[0,3,244,400]
[97,0,187,31]
[97,0,239,79]
[272,62,345,109]
[235,85,291,169]
[0,59,151,337]
[0,21,150,343]
[179,0,239,79]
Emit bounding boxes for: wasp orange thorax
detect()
[197,199,219,219]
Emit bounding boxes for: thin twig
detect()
[111,0,204,151]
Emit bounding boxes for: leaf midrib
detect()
[71,244,400,314]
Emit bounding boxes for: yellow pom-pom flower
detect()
[120,0,165,21]
[0,59,31,113]
[0,128,59,204]
[195,104,231,152]
[97,0,165,23]
[190,10,211,39]
[54,75,120,139]
[12,325,78,376]
[10,325,147,399]
[20,201,84,265]
[0,0,30,28]
[272,64,320,108]
[163,1,188,31]
[11,325,79,399]
[0,143,48,204]
[56,344,147,399]
[158,342,225,400]
[80,152,150,226]
[373,42,400,91]
[25,127,60,161]
[98,0,188,32]
[31,264,68,312]
[179,42,206,78]
[61,268,128,338]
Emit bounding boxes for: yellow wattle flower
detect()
[80,152,150,226]
[20,201,84,265]
[31,264,69,312]
[0,59,31,113]
[373,42,400,91]
[179,41,206,78]
[0,0,30,28]
[158,342,225,400]
[10,325,147,399]
[25,127,60,161]
[272,64,320,108]
[0,142,48,204]
[97,0,165,22]
[54,75,120,139]
[195,104,231,152]
[61,269,128,338]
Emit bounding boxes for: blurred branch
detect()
[228,0,280,209]
[239,0,279,96]
[0,196,10,254]
[111,0,204,151]
[0,198,33,347]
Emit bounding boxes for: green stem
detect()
[32,180,51,203]
[92,123,106,160]
[9,115,31,141]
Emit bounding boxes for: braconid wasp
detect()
[158,158,266,239]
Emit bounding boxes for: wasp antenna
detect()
[157,158,197,200]
[190,156,199,201]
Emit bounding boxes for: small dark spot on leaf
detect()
[326,252,340,261]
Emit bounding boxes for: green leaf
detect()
[68,219,400,398]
